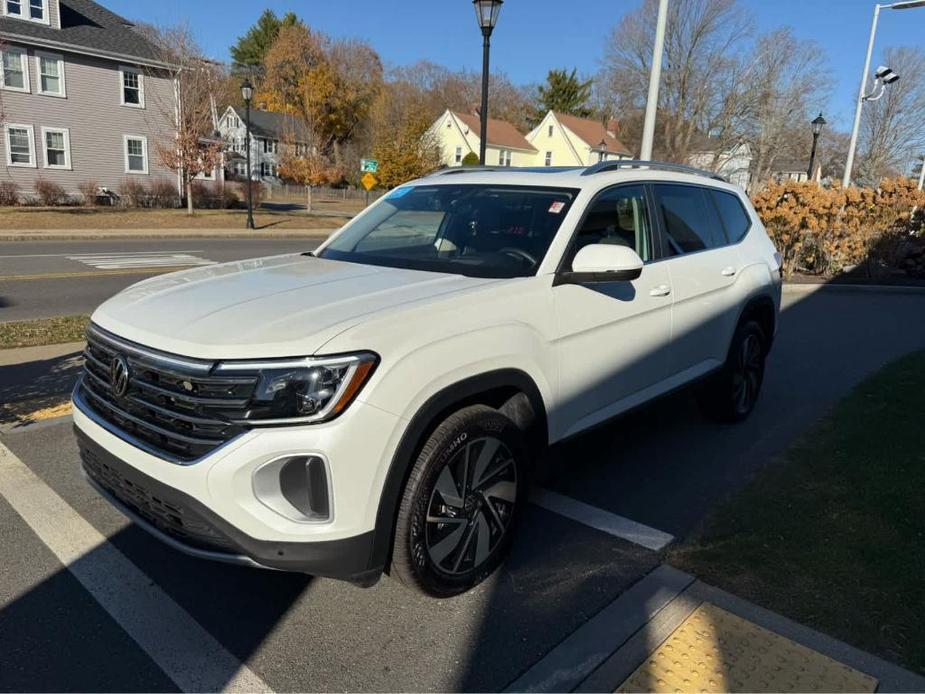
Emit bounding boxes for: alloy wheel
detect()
[732,333,763,415]
[425,436,517,575]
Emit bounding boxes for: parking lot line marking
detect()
[531,488,674,551]
[0,267,195,281]
[0,250,205,259]
[69,253,216,270]
[0,441,273,693]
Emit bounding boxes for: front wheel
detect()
[390,405,528,597]
[699,319,767,423]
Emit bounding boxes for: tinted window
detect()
[566,185,651,267]
[320,185,578,279]
[655,184,726,255]
[711,190,751,243]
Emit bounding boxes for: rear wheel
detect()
[699,319,767,423]
[391,405,527,597]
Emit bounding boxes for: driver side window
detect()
[566,185,651,269]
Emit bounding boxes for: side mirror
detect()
[559,244,644,284]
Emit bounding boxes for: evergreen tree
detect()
[533,68,593,122]
[230,10,300,73]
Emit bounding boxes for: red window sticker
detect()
[549,201,565,214]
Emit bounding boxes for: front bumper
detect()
[76,428,379,580]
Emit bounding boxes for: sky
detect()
[105,0,925,131]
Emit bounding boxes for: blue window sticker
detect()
[387,186,413,200]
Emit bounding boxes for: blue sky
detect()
[106,0,924,130]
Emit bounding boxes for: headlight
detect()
[214,352,378,425]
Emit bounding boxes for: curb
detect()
[783,282,925,296]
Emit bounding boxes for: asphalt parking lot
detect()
[2,287,925,691]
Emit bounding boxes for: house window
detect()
[262,139,277,154]
[548,125,554,138]
[545,151,553,167]
[42,127,70,169]
[4,124,36,167]
[124,135,148,174]
[29,0,44,20]
[498,149,512,167]
[5,0,22,16]
[36,52,65,96]
[4,0,48,23]
[455,147,462,164]
[260,162,269,177]
[1,47,29,92]
[120,66,144,107]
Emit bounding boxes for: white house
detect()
[429,109,537,168]
[687,136,752,189]
[526,111,633,167]
[217,106,311,182]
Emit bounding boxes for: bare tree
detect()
[857,46,925,185]
[144,26,225,215]
[599,0,753,163]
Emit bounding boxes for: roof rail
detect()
[432,166,583,176]
[581,159,727,182]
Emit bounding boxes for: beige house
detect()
[525,111,632,167]
[430,109,537,168]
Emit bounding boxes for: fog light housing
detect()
[252,455,331,522]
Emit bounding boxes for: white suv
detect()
[73,162,781,597]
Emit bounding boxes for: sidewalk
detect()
[0,227,335,241]
[509,565,925,693]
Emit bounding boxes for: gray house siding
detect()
[0,43,176,197]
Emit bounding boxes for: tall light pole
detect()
[639,0,669,161]
[807,113,826,181]
[241,78,255,230]
[842,0,925,188]
[918,155,925,191]
[473,0,503,165]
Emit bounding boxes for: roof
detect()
[228,107,312,143]
[453,111,537,152]
[0,0,167,67]
[554,112,632,156]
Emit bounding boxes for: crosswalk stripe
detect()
[69,253,215,270]
[0,440,273,693]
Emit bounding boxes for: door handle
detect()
[649,284,671,297]
[721,266,737,277]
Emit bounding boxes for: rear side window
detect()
[654,184,726,255]
[711,190,751,243]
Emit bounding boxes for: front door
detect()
[552,184,673,439]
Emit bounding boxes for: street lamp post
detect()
[640,0,669,161]
[842,0,925,188]
[241,78,255,230]
[473,0,503,166]
[807,113,826,181]
[918,155,925,191]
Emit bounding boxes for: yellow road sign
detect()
[361,172,378,191]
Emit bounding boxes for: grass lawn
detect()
[671,349,925,675]
[0,315,89,349]
[0,206,350,230]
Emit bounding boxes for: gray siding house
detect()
[0,0,177,197]
[218,105,311,183]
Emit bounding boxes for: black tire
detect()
[390,405,528,597]
[699,319,767,423]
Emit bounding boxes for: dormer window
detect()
[3,0,49,24]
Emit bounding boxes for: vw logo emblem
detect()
[110,355,131,398]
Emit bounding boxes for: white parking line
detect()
[0,441,272,693]
[68,252,216,270]
[531,488,674,551]
[0,250,204,259]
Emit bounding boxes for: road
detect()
[2,287,924,691]
[0,238,322,322]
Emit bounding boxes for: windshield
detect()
[319,184,579,278]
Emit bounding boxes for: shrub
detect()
[119,178,148,208]
[238,180,265,207]
[461,152,481,166]
[78,180,99,206]
[0,181,20,206]
[34,177,68,206]
[189,180,224,209]
[148,179,178,208]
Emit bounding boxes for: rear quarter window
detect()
[711,190,752,243]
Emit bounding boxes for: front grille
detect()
[80,440,237,553]
[78,324,257,463]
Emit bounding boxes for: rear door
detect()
[652,183,742,379]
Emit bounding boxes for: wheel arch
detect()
[737,293,777,349]
[367,368,548,573]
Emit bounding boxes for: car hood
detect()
[92,254,498,359]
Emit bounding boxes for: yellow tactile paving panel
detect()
[618,602,878,693]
